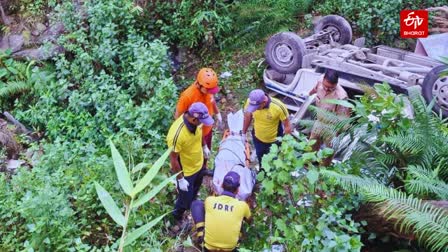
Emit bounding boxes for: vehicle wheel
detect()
[422,65,448,117]
[266,68,296,85]
[265,32,306,74]
[314,15,352,44]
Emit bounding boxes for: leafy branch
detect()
[95,141,176,251]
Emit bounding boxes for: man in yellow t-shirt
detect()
[242,89,291,167]
[166,102,214,223]
[191,171,251,251]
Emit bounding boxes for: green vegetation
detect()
[95,142,175,251]
[1,0,447,251]
[245,136,363,251]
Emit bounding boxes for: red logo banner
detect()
[400,10,428,38]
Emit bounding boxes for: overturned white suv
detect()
[263,15,448,118]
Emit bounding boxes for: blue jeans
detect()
[252,121,283,166]
[173,168,205,221]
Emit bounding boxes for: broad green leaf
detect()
[275,219,287,233]
[110,140,133,196]
[0,69,8,78]
[132,162,151,174]
[182,236,194,247]
[132,173,178,209]
[322,98,355,109]
[7,67,18,75]
[94,182,125,227]
[131,147,172,197]
[301,152,316,162]
[294,224,304,232]
[306,169,319,185]
[263,180,275,195]
[123,213,167,246]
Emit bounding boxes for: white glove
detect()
[216,113,224,130]
[177,177,189,192]
[203,145,211,159]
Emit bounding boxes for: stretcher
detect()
[212,110,256,200]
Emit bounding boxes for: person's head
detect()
[245,89,268,113]
[185,102,214,126]
[196,68,219,95]
[322,69,339,93]
[222,171,240,194]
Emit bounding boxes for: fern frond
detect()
[405,165,448,199]
[383,132,425,156]
[324,170,448,251]
[0,81,31,99]
[320,169,379,192]
[363,185,448,252]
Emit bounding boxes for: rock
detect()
[0,35,24,53]
[6,159,25,172]
[0,36,9,51]
[8,35,24,53]
[38,22,64,43]
[35,22,47,32]
[12,45,64,60]
[0,121,21,159]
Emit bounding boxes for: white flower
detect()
[297,199,313,207]
[367,114,380,123]
[220,71,232,79]
[290,171,300,178]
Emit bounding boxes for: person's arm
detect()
[242,112,252,134]
[212,98,219,115]
[309,82,318,95]
[169,152,183,179]
[336,101,351,118]
[243,204,252,224]
[174,96,190,119]
[283,117,292,135]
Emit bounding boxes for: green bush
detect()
[243,135,363,251]
[222,0,313,49]
[141,0,232,49]
[12,0,177,149]
[1,0,178,250]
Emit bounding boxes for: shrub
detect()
[1,0,179,250]
[222,0,313,49]
[242,135,363,251]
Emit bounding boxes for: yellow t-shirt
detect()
[244,97,289,143]
[166,116,203,176]
[204,195,251,250]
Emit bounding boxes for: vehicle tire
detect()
[422,65,448,117]
[266,68,296,85]
[314,15,352,45]
[265,32,306,74]
[266,68,287,83]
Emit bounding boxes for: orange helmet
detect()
[196,68,219,94]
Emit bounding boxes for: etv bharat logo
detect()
[400,10,428,38]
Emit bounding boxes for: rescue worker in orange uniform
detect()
[174,68,224,166]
